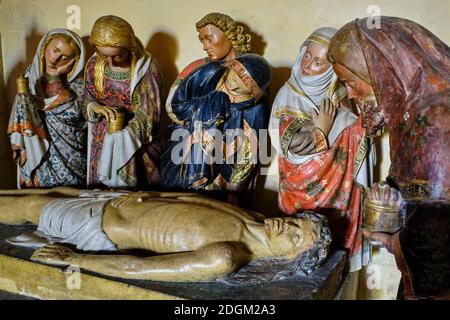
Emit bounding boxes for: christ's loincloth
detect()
[36,196,118,251]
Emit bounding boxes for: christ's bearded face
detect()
[264,217,318,259]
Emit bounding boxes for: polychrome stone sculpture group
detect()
[1,12,448,300]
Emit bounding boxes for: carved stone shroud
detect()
[0,224,346,300]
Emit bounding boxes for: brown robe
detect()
[329,17,450,299]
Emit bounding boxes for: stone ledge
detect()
[0,224,346,300]
[0,254,180,300]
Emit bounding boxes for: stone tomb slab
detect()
[0,224,346,300]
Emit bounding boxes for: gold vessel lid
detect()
[109,112,125,123]
[108,112,126,134]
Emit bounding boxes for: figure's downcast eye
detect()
[345,81,355,89]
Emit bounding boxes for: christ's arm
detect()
[31,242,246,282]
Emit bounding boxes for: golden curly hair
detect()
[196,12,252,55]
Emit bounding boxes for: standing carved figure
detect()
[162,13,271,206]
[269,27,375,272]
[328,17,450,299]
[8,29,87,188]
[84,15,163,189]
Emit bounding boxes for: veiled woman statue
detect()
[269,27,375,272]
[84,15,163,189]
[7,28,87,188]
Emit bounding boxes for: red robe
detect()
[279,116,369,263]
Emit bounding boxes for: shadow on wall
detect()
[5,27,43,110]
[0,36,5,114]
[250,67,291,216]
[268,67,291,106]
[81,36,96,64]
[1,27,44,188]
[0,34,16,188]
[146,32,179,144]
[253,161,280,217]
[238,21,267,57]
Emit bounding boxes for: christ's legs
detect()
[0,195,54,225]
